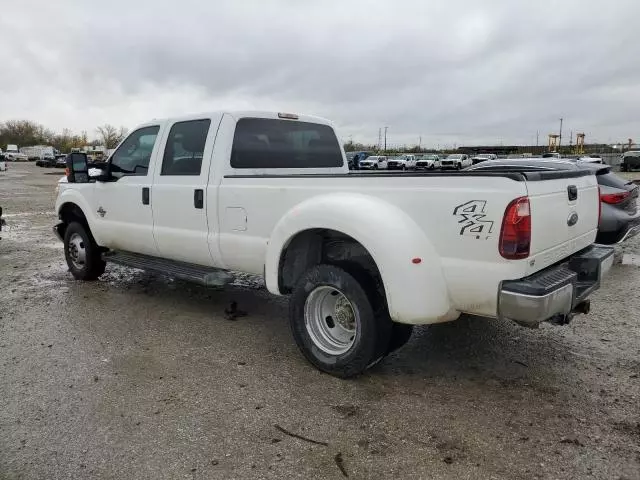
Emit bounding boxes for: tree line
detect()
[0,120,128,153]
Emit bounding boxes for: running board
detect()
[102,251,234,287]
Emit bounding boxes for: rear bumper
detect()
[498,245,614,327]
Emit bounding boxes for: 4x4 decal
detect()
[453,200,494,239]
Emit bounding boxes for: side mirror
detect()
[66,152,89,183]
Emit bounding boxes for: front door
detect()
[151,116,221,266]
[93,125,163,256]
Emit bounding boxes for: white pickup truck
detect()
[53,111,613,378]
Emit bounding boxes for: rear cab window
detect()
[230,118,343,170]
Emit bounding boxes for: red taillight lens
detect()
[600,191,630,204]
[499,196,531,259]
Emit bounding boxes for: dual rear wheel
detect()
[289,265,413,378]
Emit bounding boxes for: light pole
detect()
[559,118,563,152]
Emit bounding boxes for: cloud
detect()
[1,0,639,147]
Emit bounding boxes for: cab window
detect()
[161,119,211,176]
[109,126,160,178]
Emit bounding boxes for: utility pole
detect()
[384,126,388,152]
[419,135,422,150]
[569,130,573,148]
[378,128,382,150]
[558,118,563,151]
[536,130,539,147]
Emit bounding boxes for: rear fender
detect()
[265,193,455,324]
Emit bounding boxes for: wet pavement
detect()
[1,163,639,480]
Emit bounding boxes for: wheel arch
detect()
[56,192,101,246]
[265,193,454,324]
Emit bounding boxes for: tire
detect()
[387,323,414,354]
[456,163,461,170]
[373,164,378,170]
[64,222,106,281]
[289,264,392,378]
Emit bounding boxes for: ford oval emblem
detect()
[567,212,579,226]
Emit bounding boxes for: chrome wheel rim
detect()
[68,232,86,269]
[304,286,357,355]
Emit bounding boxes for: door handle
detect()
[567,185,578,201]
[194,189,204,209]
[142,187,150,205]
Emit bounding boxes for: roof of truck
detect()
[137,111,334,128]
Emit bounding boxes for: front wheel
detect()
[64,222,106,281]
[456,163,461,170]
[289,265,391,378]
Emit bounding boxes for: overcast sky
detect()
[1,0,639,147]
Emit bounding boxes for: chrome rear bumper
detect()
[498,245,614,327]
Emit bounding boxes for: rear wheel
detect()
[64,222,105,281]
[289,265,391,378]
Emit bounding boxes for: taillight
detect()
[499,196,531,259]
[600,191,630,204]
[65,167,70,177]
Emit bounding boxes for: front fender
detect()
[55,186,101,244]
[265,193,455,324]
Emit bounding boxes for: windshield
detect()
[447,154,462,159]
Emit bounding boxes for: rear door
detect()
[151,115,222,266]
[525,171,600,274]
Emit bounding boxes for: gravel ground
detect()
[1,163,639,480]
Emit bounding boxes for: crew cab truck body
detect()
[54,111,613,378]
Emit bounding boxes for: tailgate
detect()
[525,171,599,275]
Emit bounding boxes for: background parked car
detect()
[358,155,387,170]
[471,153,497,164]
[578,154,604,164]
[386,156,407,170]
[347,151,372,170]
[621,151,640,171]
[402,154,419,169]
[414,154,441,170]
[466,159,639,245]
[440,154,471,170]
[4,145,28,162]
